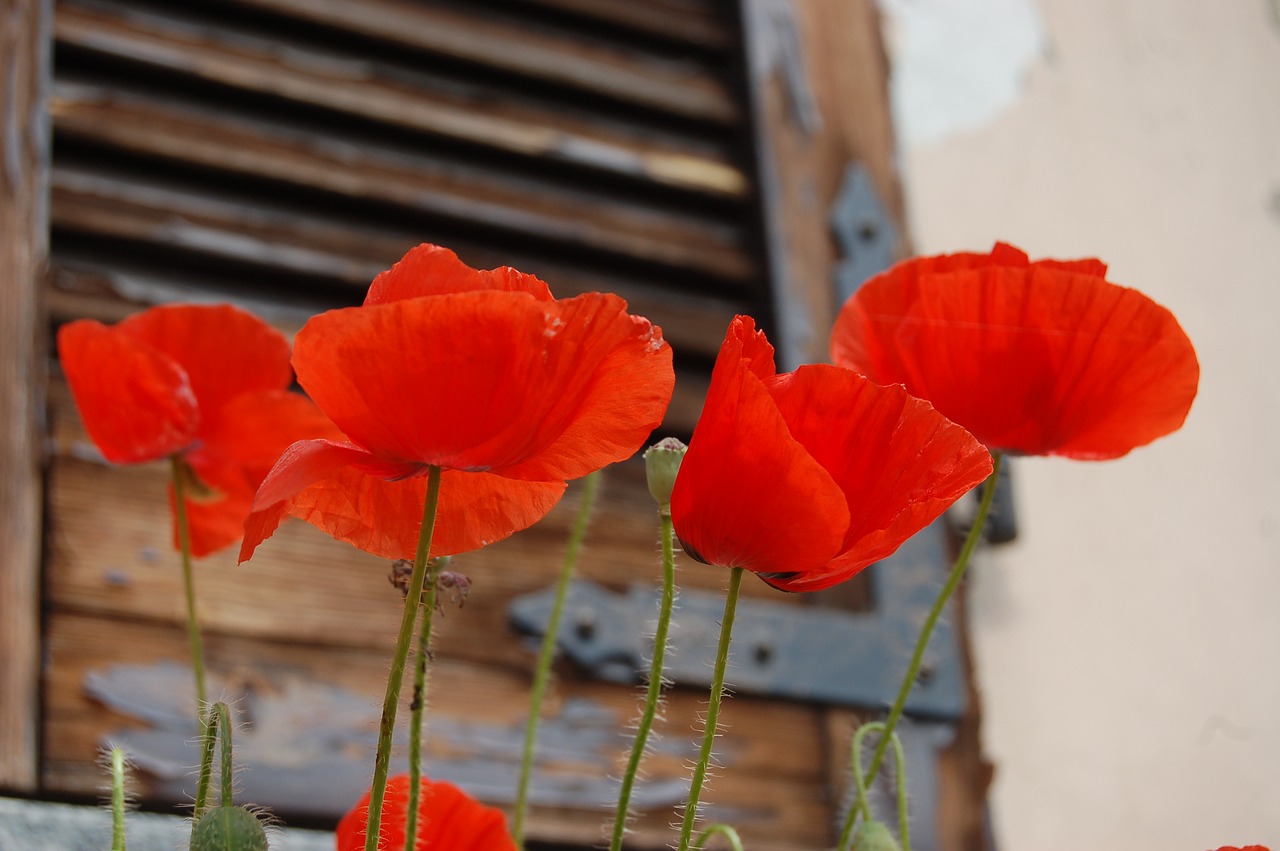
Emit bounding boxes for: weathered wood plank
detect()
[0,0,51,794]
[743,0,905,368]
[220,0,739,123]
[45,374,795,666]
[55,1,747,199]
[43,608,831,849]
[509,0,731,50]
[51,83,754,283]
[49,167,742,358]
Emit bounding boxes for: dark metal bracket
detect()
[830,162,898,303]
[509,520,966,720]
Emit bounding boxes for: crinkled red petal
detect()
[240,440,565,562]
[760,365,991,592]
[172,461,256,559]
[670,316,849,575]
[832,244,1198,458]
[294,291,671,479]
[335,774,517,851]
[364,243,553,305]
[118,304,293,429]
[173,391,342,558]
[57,319,199,463]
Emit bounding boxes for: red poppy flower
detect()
[57,304,338,557]
[670,316,992,593]
[1210,846,1270,851]
[336,774,516,851]
[240,243,674,562]
[830,242,1199,459]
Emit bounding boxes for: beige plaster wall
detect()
[882,0,1280,847]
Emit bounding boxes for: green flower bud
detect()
[190,805,269,851]
[644,437,687,514]
[851,819,902,851]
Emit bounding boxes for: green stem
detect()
[169,455,208,719]
[405,556,446,851]
[365,467,443,851]
[693,823,744,851]
[609,510,677,851]
[677,567,744,851]
[193,710,217,830]
[192,701,233,842]
[214,703,234,807]
[110,747,127,851]
[836,452,1003,851]
[512,471,600,848]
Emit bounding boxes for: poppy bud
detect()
[851,819,902,851]
[190,805,269,851]
[644,437,687,514]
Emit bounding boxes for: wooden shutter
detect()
[2,0,991,847]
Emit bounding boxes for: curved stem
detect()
[192,708,218,829]
[848,722,911,851]
[405,556,446,851]
[609,510,677,851]
[169,455,207,719]
[513,471,600,847]
[693,823,744,851]
[192,701,232,842]
[836,452,1003,851]
[365,467,443,851]
[677,567,744,851]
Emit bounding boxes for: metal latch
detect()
[509,520,965,720]
[830,162,898,303]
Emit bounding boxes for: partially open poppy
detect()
[830,242,1199,459]
[57,304,337,557]
[670,316,992,592]
[240,243,674,562]
[335,775,516,851]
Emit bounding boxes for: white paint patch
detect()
[877,0,1047,149]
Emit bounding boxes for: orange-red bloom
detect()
[1210,846,1270,851]
[336,775,516,851]
[57,304,337,557]
[240,244,674,562]
[831,242,1199,459]
[670,316,992,593]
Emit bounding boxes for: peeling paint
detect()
[877,0,1048,149]
[85,662,697,816]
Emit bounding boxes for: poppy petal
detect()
[172,460,256,559]
[294,291,669,478]
[194,389,344,483]
[489,300,673,481]
[118,304,293,426]
[832,245,1198,458]
[761,365,991,592]
[364,243,553,305]
[240,440,565,562]
[172,391,342,558]
[670,316,849,574]
[57,319,199,463]
[336,774,516,851]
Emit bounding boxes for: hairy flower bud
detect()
[644,437,687,515]
[851,819,902,851]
